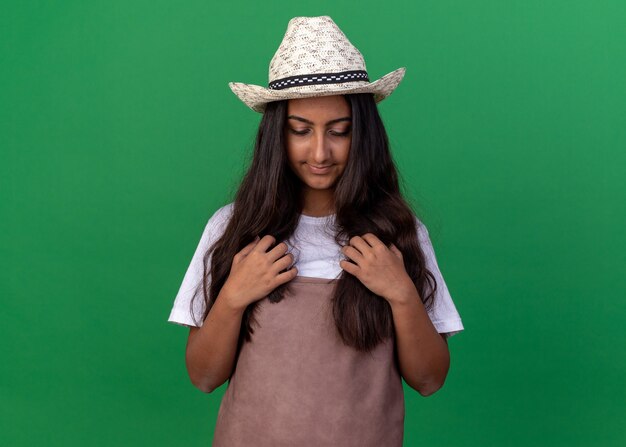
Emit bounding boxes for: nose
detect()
[311,131,331,165]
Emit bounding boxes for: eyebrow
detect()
[287,115,352,126]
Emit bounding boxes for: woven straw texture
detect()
[228,16,406,113]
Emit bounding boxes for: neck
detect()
[301,188,335,217]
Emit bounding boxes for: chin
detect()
[304,180,334,189]
[303,175,339,190]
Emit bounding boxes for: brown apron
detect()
[212,275,405,446]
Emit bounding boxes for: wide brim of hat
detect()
[228,67,406,113]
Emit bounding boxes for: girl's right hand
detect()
[221,235,297,310]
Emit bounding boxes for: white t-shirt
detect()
[167,202,465,338]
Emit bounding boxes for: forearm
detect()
[387,285,450,396]
[185,290,245,393]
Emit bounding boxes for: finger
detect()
[361,233,385,249]
[339,259,359,276]
[253,234,277,253]
[267,241,290,262]
[272,250,294,273]
[348,236,371,255]
[341,244,365,264]
[389,243,403,259]
[235,236,259,259]
[276,266,298,284]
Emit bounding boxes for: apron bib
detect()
[212,275,405,447]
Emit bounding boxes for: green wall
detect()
[1,1,624,446]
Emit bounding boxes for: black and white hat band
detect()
[268,70,370,90]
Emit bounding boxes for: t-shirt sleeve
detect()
[415,218,465,339]
[167,203,234,328]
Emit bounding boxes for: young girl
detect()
[168,16,464,447]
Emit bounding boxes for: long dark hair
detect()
[190,93,438,357]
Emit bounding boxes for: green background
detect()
[1,1,625,446]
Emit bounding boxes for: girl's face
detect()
[285,95,352,193]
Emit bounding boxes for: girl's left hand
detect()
[339,233,415,303]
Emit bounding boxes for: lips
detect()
[307,163,333,174]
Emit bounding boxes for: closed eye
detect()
[288,128,351,137]
[330,129,351,137]
[288,128,309,136]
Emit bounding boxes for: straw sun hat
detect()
[228,16,406,113]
